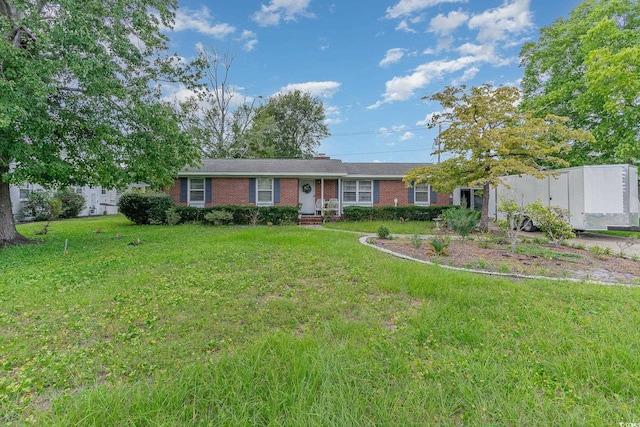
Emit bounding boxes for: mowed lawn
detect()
[1,215,639,425]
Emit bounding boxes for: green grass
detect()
[323,219,436,235]
[592,230,640,239]
[1,215,640,425]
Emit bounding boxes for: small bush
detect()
[21,190,56,221]
[204,210,234,226]
[443,207,480,239]
[56,188,86,218]
[377,225,392,239]
[429,235,450,255]
[165,207,181,226]
[118,191,175,225]
[411,233,422,249]
[527,202,575,246]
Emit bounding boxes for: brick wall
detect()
[166,179,185,206]
[276,178,298,206]
[376,180,409,206]
[213,178,251,206]
[314,180,338,199]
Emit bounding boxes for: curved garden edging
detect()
[358,235,638,288]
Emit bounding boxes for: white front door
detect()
[299,179,315,214]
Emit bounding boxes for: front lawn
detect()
[1,215,639,425]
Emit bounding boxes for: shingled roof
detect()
[179,158,429,178]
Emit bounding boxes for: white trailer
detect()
[489,164,639,231]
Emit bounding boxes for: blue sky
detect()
[164,0,583,163]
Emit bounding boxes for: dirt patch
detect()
[372,235,640,286]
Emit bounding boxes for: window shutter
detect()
[373,180,380,203]
[430,185,437,205]
[408,181,414,204]
[249,178,256,203]
[180,178,188,203]
[274,179,280,203]
[205,178,213,204]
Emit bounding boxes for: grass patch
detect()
[592,230,640,239]
[323,219,435,235]
[1,215,640,425]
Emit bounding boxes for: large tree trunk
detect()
[0,167,30,246]
[479,182,491,232]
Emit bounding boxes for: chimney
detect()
[314,153,330,160]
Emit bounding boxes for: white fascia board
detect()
[178,172,347,178]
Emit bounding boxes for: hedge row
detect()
[118,192,174,225]
[342,205,457,222]
[174,205,299,225]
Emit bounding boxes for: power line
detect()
[329,125,429,137]
[325,148,430,157]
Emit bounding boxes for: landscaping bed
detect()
[373,234,640,285]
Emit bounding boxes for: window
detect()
[257,178,273,206]
[19,188,31,200]
[343,180,373,205]
[189,178,205,206]
[101,189,107,195]
[414,183,430,205]
[74,187,83,195]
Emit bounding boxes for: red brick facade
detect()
[166,177,451,209]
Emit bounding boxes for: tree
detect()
[253,90,330,159]
[519,0,640,165]
[182,49,265,158]
[403,84,593,231]
[0,0,202,245]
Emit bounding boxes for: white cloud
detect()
[452,66,480,85]
[395,20,417,33]
[468,0,533,43]
[368,56,480,109]
[324,105,342,125]
[252,0,314,27]
[173,8,236,38]
[385,0,467,19]
[239,30,258,52]
[379,48,407,67]
[416,112,438,127]
[429,10,469,36]
[400,131,415,141]
[278,81,341,98]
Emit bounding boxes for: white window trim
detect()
[188,178,205,207]
[256,178,274,206]
[414,183,431,206]
[342,180,373,206]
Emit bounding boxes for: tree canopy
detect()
[519,0,640,165]
[404,84,593,231]
[0,0,202,245]
[251,90,330,159]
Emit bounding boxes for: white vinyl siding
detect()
[343,180,373,205]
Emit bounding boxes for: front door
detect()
[299,179,315,214]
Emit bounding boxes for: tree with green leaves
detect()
[403,84,593,231]
[520,0,640,165]
[0,0,202,245]
[252,90,330,159]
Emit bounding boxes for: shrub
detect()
[203,210,234,226]
[165,207,181,226]
[118,191,175,225]
[429,235,450,255]
[443,207,480,239]
[527,202,575,246]
[377,225,392,239]
[172,205,297,226]
[411,233,422,249]
[21,190,56,221]
[56,188,86,218]
[341,205,456,222]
